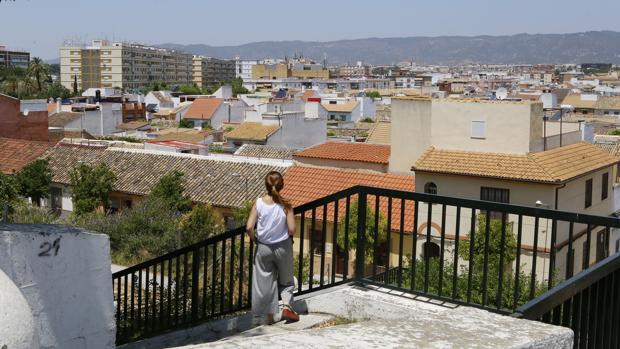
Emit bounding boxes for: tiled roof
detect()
[224,122,280,142]
[294,142,390,165]
[47,103,57,115]
[235,144,297,160]
[322,101,359,113]
[0,137,50,174]
[48,112,82,127]
[414,142,619,184]
[366,122,391,145]
[46,145,290,208]
[596,96,620,110]
[184,98,223,120]
[151,91,173,104]
[117,121,150,131]
[149,128,211,143]
[561,94,597,109]
[282,166,415,231]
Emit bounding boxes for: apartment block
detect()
[60,40,193,91]
[0,46,30,69]
[192,56,235,87]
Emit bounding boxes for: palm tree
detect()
[0,66,26,98]
[27,57,49,94]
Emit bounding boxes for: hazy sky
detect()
[1,0,620,60]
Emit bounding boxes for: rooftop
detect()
[234,144,297,160]
[365,121,391,145]
[293,142,390,165]
[47,112,82,127]
[321,101,359,113]
[184,98,223,120]
[224,122,280,142]
[413,142,619,184]
[0,137,50,174]
[45,145,290,208]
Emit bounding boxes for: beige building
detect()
[60,40,193,91]
[192,56,235,87]
[251,62,330,80]
[389,96,582,173]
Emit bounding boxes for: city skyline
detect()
[1,0,620,59]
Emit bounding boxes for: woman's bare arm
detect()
[286,208,296,237]
[246,202,258,242]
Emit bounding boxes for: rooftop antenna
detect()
[323,52,327,69]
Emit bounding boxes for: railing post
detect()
[190,249,201,323]
[355,187,367,283]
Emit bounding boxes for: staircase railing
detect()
[113,185,620,345]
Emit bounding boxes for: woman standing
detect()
[246,171,300,324]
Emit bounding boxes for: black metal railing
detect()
[514,252,620,348]
[113,185,620,344]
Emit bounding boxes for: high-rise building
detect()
[60,40,193,91]
[192,56,236,87]
[0,46,30,69]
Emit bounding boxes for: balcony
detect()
[111,186,620,348]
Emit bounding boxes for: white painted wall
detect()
[0,224,115,348]
[267,112,327,149]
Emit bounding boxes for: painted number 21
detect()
[38,237,61,257]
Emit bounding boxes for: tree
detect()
[72,74,78,95]
[149,171,193,213]
[179,204,223,245]
[69,163,116,216]
[27,57,49,93]
[45,81,72,99]
[230,78,249,96]
[0,172,19,215]
[179,118,194,128]
[179,84,202,95]
[16,158,52,206]
[366,91,381,99]
[232,200,254,227]
[459,214,517,271]
[337,200,388,263]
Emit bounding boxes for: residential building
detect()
[224,122,281,149]
[192,56,235,87]
[337,62,370,78]
[0,46,29,68]
[562,94,620,117]
[366,121,391,145]
[389,97,582,173]
[60,40,193,91]
[0,94,48,142]
[235,58,260,81]
[144,91,175,112]
[251,63,290,80]
[293,142,390,172]
[290,62,330,79]
[45,144,291,219]
[48,103,122,136]
[322,100,361,122]
[182,98,243,129]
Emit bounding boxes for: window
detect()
[480,187,509,203]
[583,240,589,270]
[471,120,486,139]
[585,178,593,208]
[423,242,440,260]
[602,172,609,200]
[424,182,437,195]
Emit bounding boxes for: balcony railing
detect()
[111,185,620,345]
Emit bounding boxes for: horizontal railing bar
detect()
[514,252,620,319]
[113,227,245,278]
[293,186,360,213]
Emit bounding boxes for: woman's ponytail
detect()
[265,171,291,212]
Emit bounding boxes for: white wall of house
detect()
[267,112,326,149]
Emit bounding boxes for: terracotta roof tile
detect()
[0,137,50,174]
[413,142,619,183]
[366,121,391,145]
[235,144,297,160]
[48,112,82,127]
[184,98,223,120]
[294,142,390,164]
[282,166,415,231]
[225,122,280,142]
[322,101,359,113]
[46,145,289,208]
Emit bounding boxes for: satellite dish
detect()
[23,109,29,117]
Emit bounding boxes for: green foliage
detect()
[232,200,254,227]
[179,118,194,128]
[610,129,620,136]
[366,91,381,99]
[337,200,388,263]
[179,204,223,245]
[179,84,202,95]
[459,215,517,268]
[327,130,336,137]
[45,81,72,99]
[209,144,225,153]
[230,77,249,96]
[224,126,234,133]
[202,123,213,130]
[0,172,19,209]
[8,199,57,224]
[97,135,144,143]
[15,158,51,206]
[149,171,193,213]
[360,117,374,123]
[293,254,313,285]
[28,57,49,93]
[69,163,116,216]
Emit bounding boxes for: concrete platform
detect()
[126,284,573,349]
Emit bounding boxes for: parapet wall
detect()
[0,224,115,349]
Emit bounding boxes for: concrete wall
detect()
[0,224,115,348]
[267,112,327,149]
[389,98,432,173]
[64,104,123,136]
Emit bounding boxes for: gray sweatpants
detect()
[252,237,295,315]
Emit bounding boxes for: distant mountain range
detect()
[158,31,620,65]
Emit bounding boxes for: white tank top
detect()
[255,197,289,244]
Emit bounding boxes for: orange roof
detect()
[184,98,223,120]
[282,166,415,232]
[413,142,619,184]
[0,137,50,174]
[47,103,57,115]
[301,90,318,102]
[294,142,390,165]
